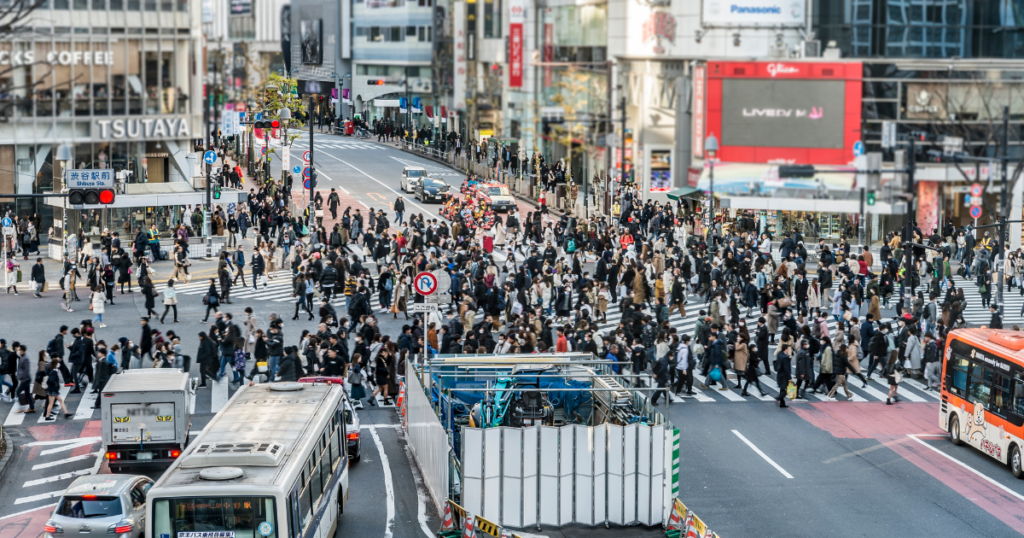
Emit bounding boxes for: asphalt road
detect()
[3,134,1024,538]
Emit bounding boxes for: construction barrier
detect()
[461,423,668,528]
[665,498,721,538]
[406,359,453,517]
[440,500,526,538]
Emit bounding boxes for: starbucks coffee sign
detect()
[94,117,191,140]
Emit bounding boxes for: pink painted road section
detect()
[0,420,104,538]
[794,402,1024,533]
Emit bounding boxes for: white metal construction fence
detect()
[404,368,450,516]
[461,423,668,528]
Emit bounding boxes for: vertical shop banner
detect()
[692,65,705,159]
[508,0,525,88]
[917,181,939,236]
[543,21,553,88]
[453,1,467,110]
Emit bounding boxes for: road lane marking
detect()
[906,434,1024,503]
[24,436,102,447]
[23,468,96,488]
[14,490,65,505]
[32,453,101,470]
[367,425,396,538]
[210,374,230,413]
[0,503,59,521]
[74,385,99,419]
[315,151,441,219]
[39,438,101,456]
[732,430,794,479]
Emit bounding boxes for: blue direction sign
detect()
[1,217,11,227]
[203,150,217,164]
[970,205,982,219]
[293,165,301,174]
[853,141,864,157]
[303,178,312,190]
[255,112,263,120]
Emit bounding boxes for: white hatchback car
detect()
[401,166,427,192]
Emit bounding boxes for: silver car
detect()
[45,475,152,538]
[401,166,427,192]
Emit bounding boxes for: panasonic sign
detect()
[702,0,805,27]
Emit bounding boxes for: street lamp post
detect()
[704,134,719,234]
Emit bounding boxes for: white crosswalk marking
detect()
[38,385,72,422]
[73,384,98,420]
[210,375,231,414]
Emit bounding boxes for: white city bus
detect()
[145,382,350,538]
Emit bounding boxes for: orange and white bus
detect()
[940,329,1024,478]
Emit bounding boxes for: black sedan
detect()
[415,177,451,202]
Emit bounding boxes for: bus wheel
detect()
[949,416,961,446]
[1011,445,1023,479]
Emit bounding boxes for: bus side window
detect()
[1013,373,1024,417]
[949,354,969,396]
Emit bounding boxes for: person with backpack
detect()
[650,344,671,406]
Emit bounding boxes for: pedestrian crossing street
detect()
[2,374,397,429]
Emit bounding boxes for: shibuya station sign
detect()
[0,50,115,66]
[94,117,191,140]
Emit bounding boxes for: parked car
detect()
[44,475,152,538]
[400,166,427,193]
[416,176,451,203]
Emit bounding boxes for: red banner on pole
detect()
[509,24,523,88]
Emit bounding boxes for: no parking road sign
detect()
[414,271,438,296]
[303,178,312,190]
[970,205,983,219]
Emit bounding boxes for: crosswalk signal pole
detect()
[902,138,916,316]
[997,106,1010,320]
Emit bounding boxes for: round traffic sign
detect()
[293,165,301,174]
[203,150,217,164]
[1,217,11,227]
[971,183,983,197]
[303,167,312,178]
[970,205,983,219]
[414,272,438,295]
[261,147,267,155]
[852,141,864,157]
[303,150,312,162]
[303,178,312,190]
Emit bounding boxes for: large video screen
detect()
[720,78,846,149]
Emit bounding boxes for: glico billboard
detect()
[702,61,863,165]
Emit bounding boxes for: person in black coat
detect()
[202,278,221,322]
[138,318,153,364]
[756,317,771,375]
[775,343,793,408]
[990,305,1003,329]
[276,347,302,382]
[196,332,218,387]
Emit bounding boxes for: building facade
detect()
[0,0,204,254]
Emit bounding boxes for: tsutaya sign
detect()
[0,50,115,66]
[94,118,191,140]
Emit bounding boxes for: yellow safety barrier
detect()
[438,500,525,538]
[666,498,721,538]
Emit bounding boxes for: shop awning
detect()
[666,186,702,200]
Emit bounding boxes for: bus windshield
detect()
[153,497,278,538]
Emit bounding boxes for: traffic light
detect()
[213,181,222,199]
[253,120,281,129]
[866,192,876,206]
[68,188,115,205]
[777,164,816,178]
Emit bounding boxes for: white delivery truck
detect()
[100,369,194,473]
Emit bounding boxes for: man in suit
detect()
[793,273,809,311]
[756,316,771,375]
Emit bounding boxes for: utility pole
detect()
[204,84,212,254]
[997,105,1010,319]
[902,138,917,315]
[308,94,316,235]
[619,96,626,186]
